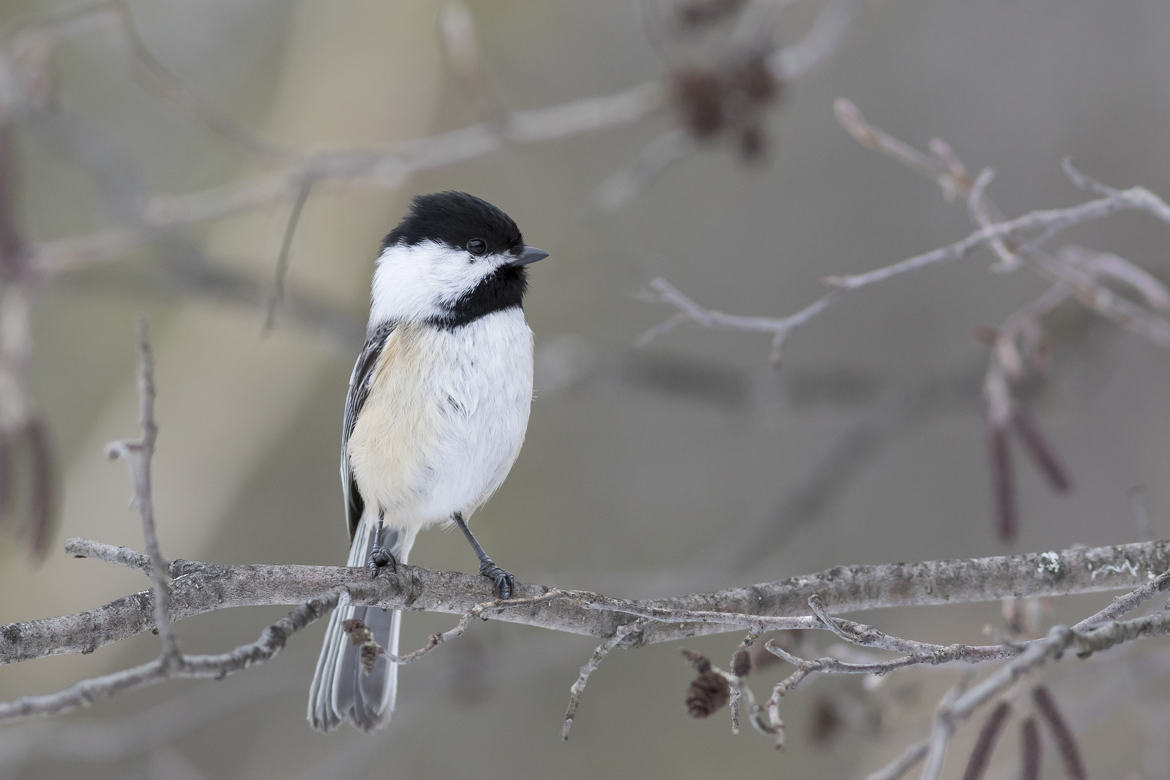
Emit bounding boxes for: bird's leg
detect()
[367,517,397,578]
[453,512,515,599]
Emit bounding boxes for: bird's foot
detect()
[479,559,515,600]
[367,545,397,578]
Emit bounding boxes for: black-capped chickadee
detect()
[307,191,548,732]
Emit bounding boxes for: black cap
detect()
[383,191,524,256]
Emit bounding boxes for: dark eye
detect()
[466,238,487,256]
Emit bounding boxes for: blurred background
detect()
[1,0,1169,777]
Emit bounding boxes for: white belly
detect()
[346,310,534,530]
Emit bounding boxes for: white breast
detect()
[346,310,534,532]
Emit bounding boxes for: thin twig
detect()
[866,620,1116,779]
[107,0,293,161]
[1073,568,1170,631]
[641,181,1170,361]
[840,102,1170,353]
[0,592,340,721]
[262,179,312,333]
[0,670,298,769]
[773,0,860,80]
[562,619,647,740]
[920,672,974,780]
[387,589,569,666]
[594,129,696,210]
[20,0,858,278]
[65,536,152,573]
[104,318,179,668]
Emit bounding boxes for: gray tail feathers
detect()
[307,516,413,732]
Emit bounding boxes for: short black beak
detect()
[514,246,549,266]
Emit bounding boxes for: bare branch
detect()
[0,592,340,720]
[262,179,312,333]
[641,179,1170,360]
[773,0,861,80]
[349,588,569,668]
[65,536,152,573]
[26,78,667,276]
[1061,156,1119,198]
[1073,568,1170,631]
[0,671,297,770]
[104,318,178,667]
[920,673,973,780]
[15,0,859,281]
[7,538,1170,673]
[834,98,950,186]
[107,0,293,161]
[1061,246,1170,312]
[562,618,647,740]
[865,609,1170,780]
[594,129,696,210]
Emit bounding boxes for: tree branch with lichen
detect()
[3,534,1169,724]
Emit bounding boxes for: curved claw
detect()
[480,561,515,600]
[367,545,397,578]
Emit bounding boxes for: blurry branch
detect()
[11,0,857,278]
[641,171,1170,363]
[104,0,294,161]
[0,670,299,772]
[642,99,1170,540]
[862,572,1170,779]
[833,103,1170,540]
[25,80,665,273]
[0,122,56,558]
[261,179,313,333]
[438,1,503,123]
[0,0,858,556]
[0,321,346,722]
[597,0,859,207]
[723,364,981,571]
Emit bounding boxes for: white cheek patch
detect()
[369,240,505,325]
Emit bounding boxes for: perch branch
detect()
[3,537,1170,724]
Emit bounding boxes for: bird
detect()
[307,191,548,732]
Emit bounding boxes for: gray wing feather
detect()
[341,321,396,539]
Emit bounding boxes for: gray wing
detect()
[341,321,397,539]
